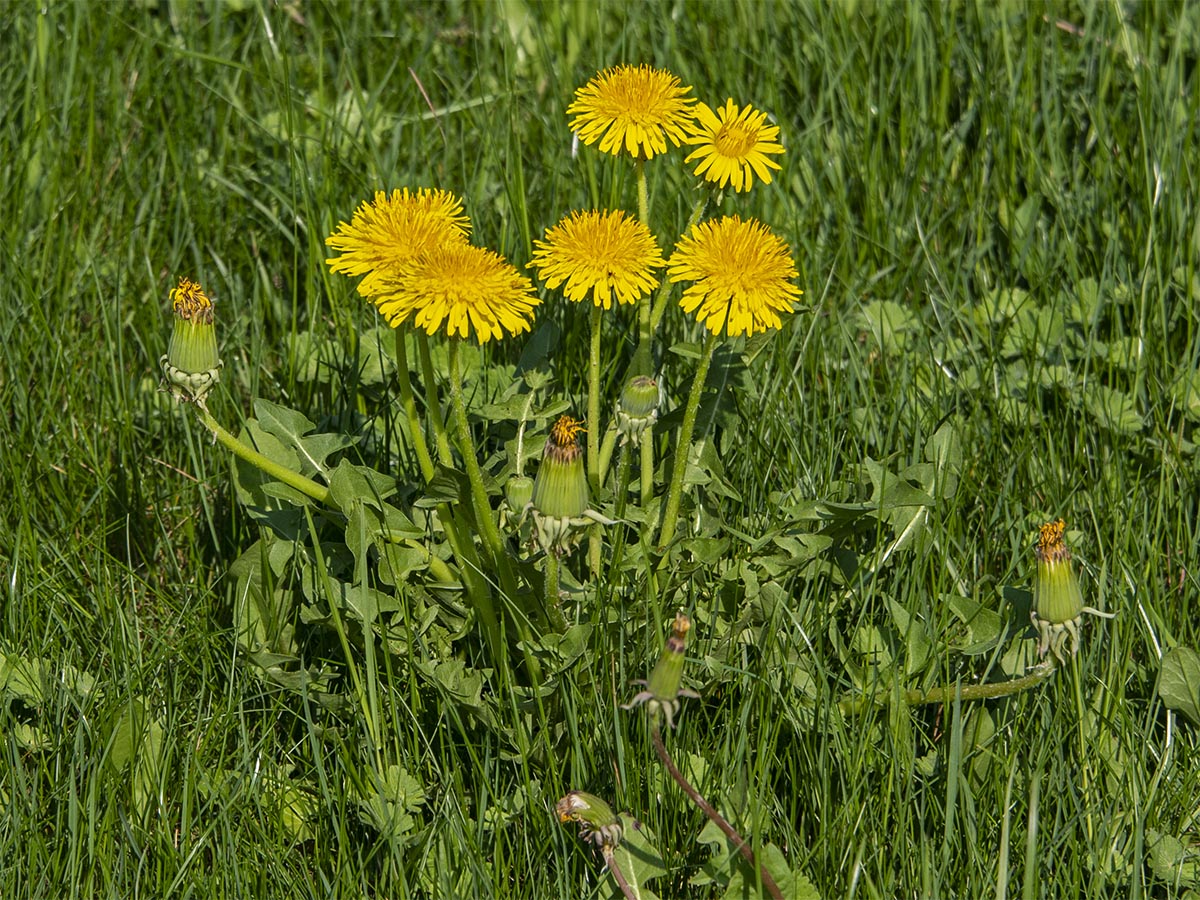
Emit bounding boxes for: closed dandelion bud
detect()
[504,474,534,513]
[623,613,699,728]
[555,791,623,851]
[161,277,222,405]
[533,416,588,518]
[1031,519,1114,664]
[616,375,661,446]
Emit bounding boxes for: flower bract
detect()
[567,64,696,160]
[162,276,222,405]
[371,243,540,343]
[325,188,470,298]
[529,209,665,309]
[1032,518,1115,663]
[668,215,802,336]
[684,99,785,192]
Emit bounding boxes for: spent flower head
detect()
[529,415,612,556]
[555,791,623,851]
[1032,519,1115,664]
[529,209,665,310]
[161,276,222,405]
[668,215,802,336]
[684,99,785,193]
[623,612,700,729]
[567,64,696,160]
[325,188,470,298]
[370,243,540,344]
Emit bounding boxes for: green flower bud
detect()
[623,613,699,728]
[504,474,534,513]
[556,791,623,850]
[615,374,661,447]
[1031,519,1114,663]
[161,277,222,405]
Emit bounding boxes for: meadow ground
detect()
[2,2,1200,898]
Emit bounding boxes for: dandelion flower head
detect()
[567,64,696,160]
[325,188,470,297]
[668,215,801,337]
[528,209,665,309]
[684,99,785,193]
[372,242,539,344]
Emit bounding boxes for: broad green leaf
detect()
[1147,829,1200,886]
[607,815,666,900]
[944,595,1002,655]
[356,764,426,842]
[328,458,399,511]
[889,599,933,676]
[859,299,919,353]
[1158,647,1200,725]
[1173,370,1200,421]
[1080,384,1144,434]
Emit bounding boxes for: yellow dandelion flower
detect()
[528,209,665,309]
[668,215,801,336]
[684,99,785,192]
[372,243,539,344]
[567,64,696,160]
[325,188,470,297]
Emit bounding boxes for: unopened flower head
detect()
[325,188,470,298]
[623,612,700,729]
[161,277,222,405]
[371,243,540,344]
[668,215,802,337]
[1032,519,1114,663]
[528,209,665,310]
[615,375,661,447]
[530,415,605,556]
[555,791,623,851]
[684,99,785,193]
[567,64,696,160]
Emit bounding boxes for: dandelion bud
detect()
[555,791,623,851]
[504,475,534,513]
[161,277,222,405]
[1032,519,1114,663]
[615,375,661,447]
[623,612,699,728]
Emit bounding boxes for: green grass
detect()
[3,1,1200,897]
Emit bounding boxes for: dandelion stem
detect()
[587,304,603,578]
[601,847,639,900]
[633,158,653,377]
[649,194,707,333]
[544,551,566,633]
[657,330,720,549]
[392,327,436,483]
[418,331,454,467]
[640,433,654,509]
[1070,652,1096,843]
[196,405,329,504]
[651,722,783,900]
[836,664,1058,715]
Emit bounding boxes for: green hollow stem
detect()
[649,194,708,334]
[651,723,783,900]
[836,663,1058,716]
[587,305,603,577]
[633,159,653,377]
[597,426,618,488]
[197,405,329,504]
[418,331,454,467]
[393,328,436,483]
[657,330,720,549]
[1070,653,1096,843]
[640,433,654,508]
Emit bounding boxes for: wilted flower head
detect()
[684,99,785,193]
[1032,519,1115,663]
[567,64,696,160]
[555,791,623,851]
[529,416,613,556]
[623,612,700,729]
[668,215,802,336]
[161,277,222,405]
